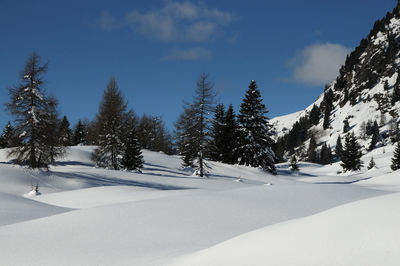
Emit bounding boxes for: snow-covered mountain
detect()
[271,2,400,157]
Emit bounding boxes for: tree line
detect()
[2,53,400,174]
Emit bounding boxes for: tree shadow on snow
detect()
[50,170,190,191]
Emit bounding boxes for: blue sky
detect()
[0,0,396,131]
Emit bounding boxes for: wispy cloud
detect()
[98,1,234,42]
[97,11,119,31]
[288,43,351,86]
[163,47,211,61]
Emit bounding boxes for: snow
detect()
[0,146,399,265]
[172,193,400,266]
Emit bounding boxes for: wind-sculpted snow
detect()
[0,146,398,265]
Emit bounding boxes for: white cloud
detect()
[97,11,119,31]
[101,1,233,42]
[163,47,211,61]
[289,43,351,86]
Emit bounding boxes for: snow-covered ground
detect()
[0,146,399,265]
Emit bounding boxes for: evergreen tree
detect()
[6,53,64,168]
[319,143,333,165]
[58,115,72,146]
[0,121,20,148]
[369,121,380,151]
[391,83,400,105]
[309,105,320,126]
[121,127,144,171]
[40,98,65,165]
[92,77,127,170]
[175,104,198,168]
[322,89,334,130]
[307,135,318,163]
[389,120,400,144]
[341,132,363,172]
[222,104,240,164]
[208,104,226,162]
[289,155,299,171]
[391,142,400,171]
[73,119,87,145]
[274,138,285,163]
[237,80,276,175]
[343,118,350,133]
[175,73,215,176]
[366,120,374,136]
[360,121,367,139]
[367,156,376,170]
[137,114,173,154]
[335,136,343,159]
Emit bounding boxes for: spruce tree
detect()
[319,143,332,165]
[208,104,226,162]
[175,73,215,176]
[222,104,239,164]
[367,156,376,170]
[309,105,320,126]
[175,105,198,168]
[369,121,380,151]
[391,142,400,171]
[343,119,350,133]
[390,120,400,144]
[335,136,343,159]
[136,115,172,154]
[6,53,64,168]
[92,77,127,170]
[73,120,87,145]
[322,89,334,130]
[0,121,19,148]
[41,98,65,165]
[58,115,72,146]
[307,135,318,163]
[121,127,144,171]
[340,132,363,172]
[237,80,276,175]
[289,155,299,171]
[391,84,400,105]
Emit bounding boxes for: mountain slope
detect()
[272,2,400,161]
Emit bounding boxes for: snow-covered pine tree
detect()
[322,89,334,130]
[391,142,400,171]
[6,53,64,168]
[208,103,226,162]
[222,104,240,164]
[335,135,343,159]
[309,105,320,126]
[92,77,127,170]
[237,80,276,175]
[289,155,299,171]
[343,118,350,133]
[307,135,318,163]
[175,104,198,168]
[340,132,363,172]
[175,73,215,177]
[121,127,144,171]
[391,83,400,105]
[136,114,173,154]
[368,156,376,170]
[369,121,380,150]
[73,119,87,145]
[390,120,400,144]
[0,121,19,148]
[58,115,72,146]
[39,97,65,165]
[319,143,332,165]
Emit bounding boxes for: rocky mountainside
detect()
[271,1,400,163]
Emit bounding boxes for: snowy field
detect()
[0,146,399,265]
